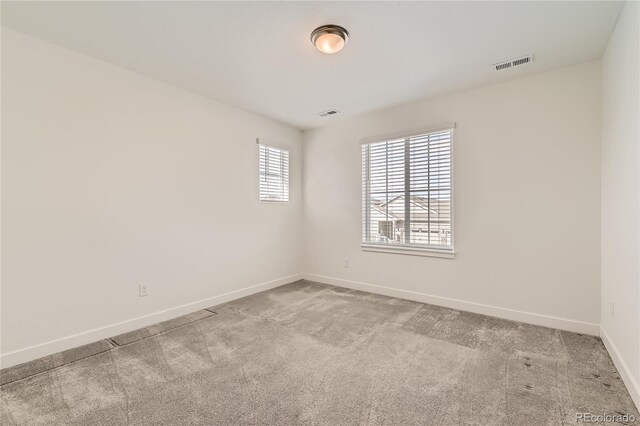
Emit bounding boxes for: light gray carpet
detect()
[1,280,637,425]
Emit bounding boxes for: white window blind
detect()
[259,143,289,202]
[362,129,453,251]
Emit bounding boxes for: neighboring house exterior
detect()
[367,195,451,246]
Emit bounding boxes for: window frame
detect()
[258,140,290,203]
[361,126,455,258]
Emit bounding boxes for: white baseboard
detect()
[0,274,302,369]
[600,327,639,410]
[5,271,634,408]
[302,273,600,336]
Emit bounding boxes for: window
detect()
[362,128,454,254]
[259,143,289,202]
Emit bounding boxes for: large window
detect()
[259,143,289,202]
[362,128,453,253]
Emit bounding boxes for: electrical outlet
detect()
[610,301,615,319]
[139,282,150,297]
[344,258,351,268]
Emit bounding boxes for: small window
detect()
[362,128,453,253]
[259,143,289,202]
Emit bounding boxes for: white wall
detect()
[1,28,303,366]
[303,61,602,334]
[600,0,640,407]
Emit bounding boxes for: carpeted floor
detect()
[1,280,638,425]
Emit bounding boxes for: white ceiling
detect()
[1,1,624,130]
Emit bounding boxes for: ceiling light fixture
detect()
[311,25,349,54]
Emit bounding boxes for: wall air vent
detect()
[319,109,339,117]
[493,54,534,71]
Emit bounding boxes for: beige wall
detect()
[1,28,303,366]
[303,61,602,334]
[600,0,640,407]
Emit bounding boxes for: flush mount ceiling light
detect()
[311,25,349,54]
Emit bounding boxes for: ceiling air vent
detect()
[493,54,534,71]
[319,109,339,117]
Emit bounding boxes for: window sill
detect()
[361,243,456,259]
